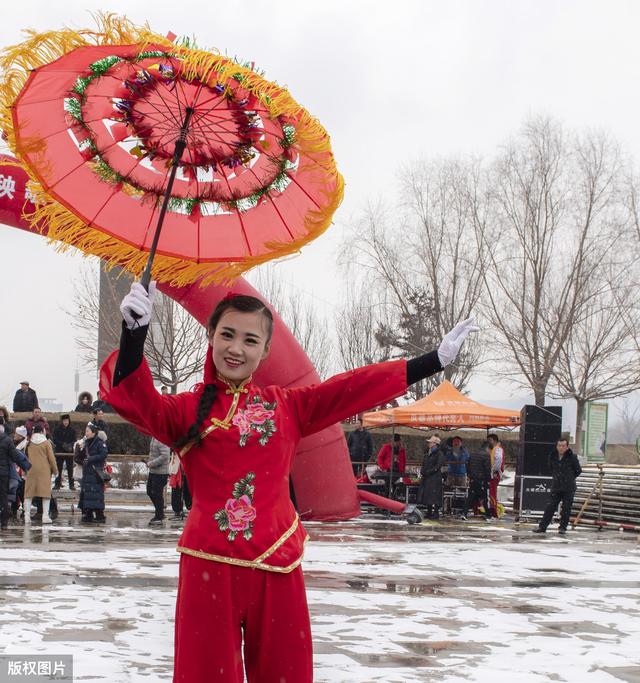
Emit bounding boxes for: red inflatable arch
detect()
[0,153,373,521]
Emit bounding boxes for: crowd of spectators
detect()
[1,381,190,529]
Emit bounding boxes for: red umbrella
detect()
[0,15,344,285]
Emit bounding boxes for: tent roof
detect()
[363,380,521,430]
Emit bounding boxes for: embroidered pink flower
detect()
[214,472,257,541]
[234,397,278,447]
[232,411,251,436]
[224,495,257,532]
[243,403,275,425]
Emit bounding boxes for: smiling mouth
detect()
[224,357,244,367]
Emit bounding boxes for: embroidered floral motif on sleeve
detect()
[214,472,257,541]
[232,395,277,447]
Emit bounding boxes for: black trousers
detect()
[171,477,192,515]
[539,490,575,531]
[0,475,9,528]
[55,455,74,487]
[350,459,366,477]
[464,480,489,518]
[147,473,168,518]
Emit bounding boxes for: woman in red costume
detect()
[100,282,478,683]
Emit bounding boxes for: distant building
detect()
[39,397,63,413]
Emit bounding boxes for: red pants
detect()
[489,476,500,516]
[173,554,312,682]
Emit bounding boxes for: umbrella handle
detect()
[135,107,195,297]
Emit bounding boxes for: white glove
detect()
[120,281,156,329]
[437,317,480,367]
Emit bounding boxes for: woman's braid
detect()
[173,384,218,450]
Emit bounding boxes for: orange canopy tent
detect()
[362,380,521,430]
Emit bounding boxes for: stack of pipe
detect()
[572,465,640,530]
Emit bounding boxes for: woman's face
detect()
[84,426,94,439]
[210,309,271,383]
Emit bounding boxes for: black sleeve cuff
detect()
[406,350,443,385]
[113,321,148,387]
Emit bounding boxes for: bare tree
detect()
[248,267,333,379]
[551,280,640,450]
[474,117,630,405]
[339,159,485,393]
[400,159,487,388]
[67,263,206,392]
[68,265,122,372]
[146,296,207,393]
[608,398,640,444]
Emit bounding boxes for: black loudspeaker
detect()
[515,405,562,514]
[520,442,556,475]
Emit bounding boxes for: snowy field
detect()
[0,514,639,682]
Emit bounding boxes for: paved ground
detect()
[0,509,639,682]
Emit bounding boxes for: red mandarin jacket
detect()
[100,349,407,573]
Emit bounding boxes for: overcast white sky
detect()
[1,0,640,430]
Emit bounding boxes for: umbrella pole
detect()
[139,107,195,290]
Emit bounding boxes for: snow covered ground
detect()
[0,514,639,682]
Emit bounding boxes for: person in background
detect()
[487,433,504,518]
[169,456,192,520]
[0,417,31,530]
[418,435,444,519]
[23,424,58,525]
[52,414,77,490]
[144,437,171,525]
[462,441,492,521]
[533,438,582,535]
[79,423,108,524]
[347,419,374,477]
[12,381,38,413]
[74,391,93,413]
[445,436,470,488]
[25,407,50,438]
[11,426,29,519]
[91,390,114,414]
[376,433,406,473]
[160,385,169,396]
[90,409,108,434]
[0,407,13,437]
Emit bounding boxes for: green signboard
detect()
[583,402,608,463]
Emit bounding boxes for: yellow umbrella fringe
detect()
[0,13,344,286]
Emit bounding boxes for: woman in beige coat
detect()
[24,424,58,524]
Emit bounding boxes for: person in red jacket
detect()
[100,282,478,683]
[376,433,406,473]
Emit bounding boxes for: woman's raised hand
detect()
[120,281,157,329]
[437,317,480,367]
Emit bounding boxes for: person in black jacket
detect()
[52,415,77,490]
[534,439,582,535]
[462,442,492,521]
[91,390,114,414]
[347,419,374,476]
[74,391,93,413]
[12,382,38,413]
[418,436,444,518]
[0,418,32,530]
[79,423,108,524]
[90,409,109,434]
